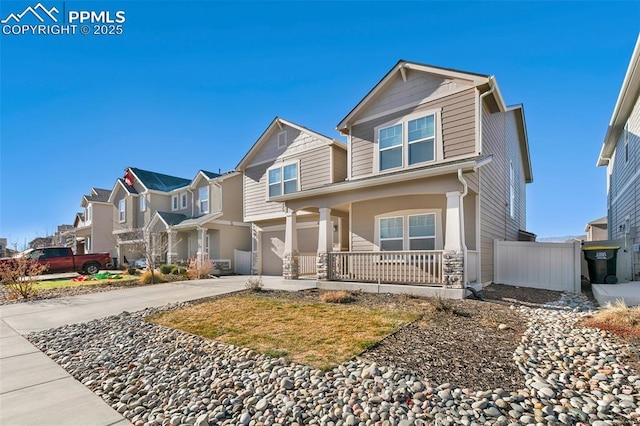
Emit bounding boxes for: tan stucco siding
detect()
[219,174,244,222]
[350,88,477,179]
[479,106,528,283]
[92,204,116,255]
[609,95,640,246]
[214,224,251,262]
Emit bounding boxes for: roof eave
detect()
[598,34,640,167]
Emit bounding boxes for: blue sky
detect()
[1,1,639,249]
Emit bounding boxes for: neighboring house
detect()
[597,34,640,280]
[147,170,251,268]
[109,167,250,269]
[28,236,53,249]
[66,188,116,256]
[251,61,532,297]
[584,216,608,242]
[52,224,74,247]
[236,117,348,276]
[0,238,7,257]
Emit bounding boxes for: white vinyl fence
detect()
[494,240,581,292]
[234,250,251,275]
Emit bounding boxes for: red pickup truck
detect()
[5,247,112,275]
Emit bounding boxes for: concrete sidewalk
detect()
[592,281,640,307]
[0,276,315,425]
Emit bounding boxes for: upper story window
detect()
[85,204,92,223]
[376,110,439,172]
[378,212,436,251]
[181,193,187,209]
[118,199,126,222]
[140,195,146,212]
[199,187,209,214]
[277,130,287,149]
[171,195,179,211]
[268,162,298,197]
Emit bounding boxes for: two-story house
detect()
[109,167,250,269]
[598,35,640,281]
[244,61,533,298]
[68,188,115,256]
[147,170,251,267]
[236,117,347,277]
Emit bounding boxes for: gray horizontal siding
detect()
[351,88,477,178]
[333,146,348,183]
[244,164,283,219]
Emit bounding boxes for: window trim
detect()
[199,186,209,214]
[374,209,442,251]
[181,192,187,209]
[374,108,443,173]
[118,199,126,223]
[171,194,179,212]
[86,204,92,223]
[266,160,300,199]
[277,130,287,149]
[140,195,146,212]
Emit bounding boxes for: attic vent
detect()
[277,131,287,149]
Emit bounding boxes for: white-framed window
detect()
[277,130,287,149]
[376,109,440,172]
[171,194,178,211]
[199,187,209,214]
[267,162,299,197]
[118,199,126,222]
[181,193,187,209]
[85,204,92,223]
[140,195,146,212]
[509,162,515,219]
[377,211,438,251]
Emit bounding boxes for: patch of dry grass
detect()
[581,300,640,342]
[147,294,419,370]
[320,290,354,304]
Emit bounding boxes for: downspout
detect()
[457,169,468,288]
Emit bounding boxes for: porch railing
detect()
[328,251,444,285]
[298,253,317,276]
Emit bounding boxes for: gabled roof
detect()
[336,60,496,133]
[236,117,346,170]
[201,170,221,179]
[128,167,191,192]
[156,211,188,226]
[83,188,111,204]
[598,34,640,167]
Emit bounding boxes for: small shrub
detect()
[320,290,354,304]
[431,295,454,314]
[245,276,264,292]
[159,264,176,274]
[171,266,187,275]
[0,256,48,299]
[138,270,167,285]
[187,258,214,280]
[582,300,640,338]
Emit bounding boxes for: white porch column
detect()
[197,227,207,264]
[443,191,464,288]
[251,224,261,275]
[151,233,159,265]
[283,209,299,279]
[317,208,332,280]
[167,230,177,265]
[116,238,123,267]
[444,191,462,251]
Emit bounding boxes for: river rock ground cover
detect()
[26,286,640,425]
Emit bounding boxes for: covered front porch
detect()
[273,186,479,292]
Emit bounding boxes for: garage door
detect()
[261,230,284,276]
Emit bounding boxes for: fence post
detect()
[573,240,581,293]
[493,239,500,284]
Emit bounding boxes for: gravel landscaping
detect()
[25,286,640,426]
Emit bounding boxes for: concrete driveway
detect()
[0,276,315,425]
